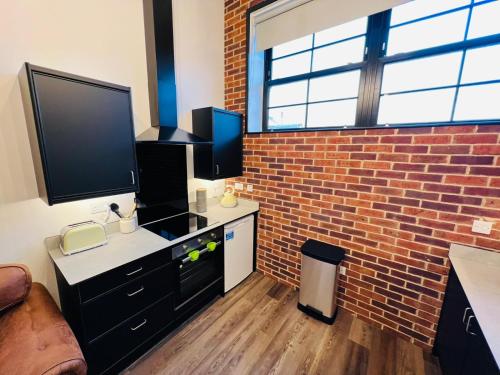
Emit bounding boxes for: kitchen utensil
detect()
[126,202,137,219]
[109,203,123,218]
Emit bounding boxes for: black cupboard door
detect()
[32,71,138,203]
[212,110,242,179]
[461,316,499,375]
[434,268,470,375]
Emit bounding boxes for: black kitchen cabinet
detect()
[434,267,498,375]
[55,249,175,375]
[192,107,243,180]
[20,63,139,205]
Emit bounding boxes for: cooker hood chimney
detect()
[137,0,210,144]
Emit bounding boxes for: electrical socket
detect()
[339,266,347,276]
[234,182,244,191]
[472,219,493,235]
[90,204,108,214]
[247,184,253,192]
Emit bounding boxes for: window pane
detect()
[309,70,361,102]
[390,0,470,25]
[454,83,500,120]
[268,105,306,129]
[387,10,468,55]
[312,37,365,71]
[461,44,500,84]
[272,52,311,79]
[307,100,358,127]
[272,35,313,58]
[314,17,368,47]
[268,81,308,107]
[381,53,462,93]
[468,1,500,40]
[378,89,455,124]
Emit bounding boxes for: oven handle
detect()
[180,241,221,264]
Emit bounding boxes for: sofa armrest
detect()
[0,264,32,312]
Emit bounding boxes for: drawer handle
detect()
[126,267,143,276]
[465,315,477,336]
[127,286,144,297]
[462,307,472,323]
[130,319,148,331]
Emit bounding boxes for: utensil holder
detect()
[119,216,138,234]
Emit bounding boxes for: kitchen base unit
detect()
[54,229,225,375]
[433,265,498,375]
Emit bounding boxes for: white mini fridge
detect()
[224,215,254,293]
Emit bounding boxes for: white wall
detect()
[0,0,224,301]
[172,0,226,201]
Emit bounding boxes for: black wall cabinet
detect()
[434,267,498,375]
[192,107,243,180]
[20,64,139,205]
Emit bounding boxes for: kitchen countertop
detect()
[47,198,259,285]
[449,243,500,366]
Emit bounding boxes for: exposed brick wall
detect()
[224,0,500,349]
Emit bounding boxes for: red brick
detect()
[463,187,500,198]
[445,175,488,186]
[450,156,495,165]
[469,167,500,176]
[430,145,470,154]
[380,136,413,144]
[454,134,498,144]
[473,145,500,155]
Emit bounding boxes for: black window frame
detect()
[258,0,500,133]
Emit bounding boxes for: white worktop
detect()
[47,198,259,285]
[449,244,500,366]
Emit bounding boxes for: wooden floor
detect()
[124,273,441,375]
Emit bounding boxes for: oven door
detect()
[175,246,223,308]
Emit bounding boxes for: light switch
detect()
[247,184,253,192]
[472,220,493,235]
[234,182,244,191]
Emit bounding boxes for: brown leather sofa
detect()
[0,264,87,375]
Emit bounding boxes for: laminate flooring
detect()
[124,272,441,375]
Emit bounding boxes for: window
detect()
[265,17,367,130]
[261,0,500,132]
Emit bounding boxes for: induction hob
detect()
[142,212,209,241]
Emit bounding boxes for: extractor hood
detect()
[137,0,210,145]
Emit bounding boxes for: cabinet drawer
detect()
[87,295,174,374]
[78,249,171,302]
[82,264,175,341]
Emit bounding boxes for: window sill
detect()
[246,120,500,135]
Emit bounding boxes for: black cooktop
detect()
[142,212,209,241]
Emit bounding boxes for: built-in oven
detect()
[171,227,224,310]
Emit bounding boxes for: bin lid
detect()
[301,239,345,265]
